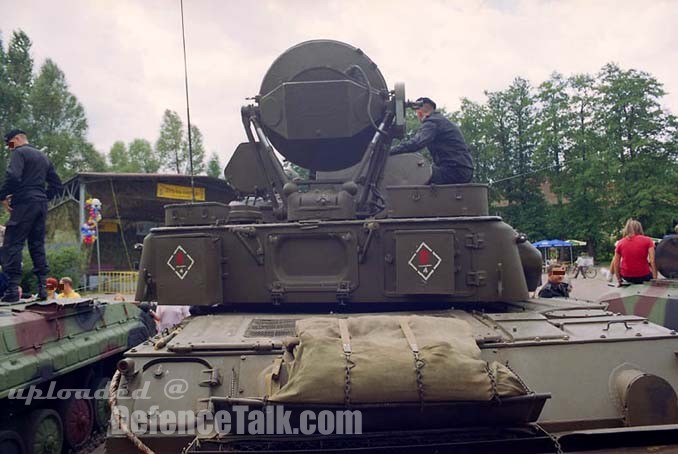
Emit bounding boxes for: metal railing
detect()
[98,271,138,294]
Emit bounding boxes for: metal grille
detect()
[244,319,297,338]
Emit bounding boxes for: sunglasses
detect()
[552,270,566,276]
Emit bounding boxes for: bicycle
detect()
[570,265,597,279]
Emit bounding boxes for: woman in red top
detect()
[612,219,657,285]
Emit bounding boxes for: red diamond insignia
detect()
[408,242,442,281]
[167,245,195,280]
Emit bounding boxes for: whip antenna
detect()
[180,0,195,202]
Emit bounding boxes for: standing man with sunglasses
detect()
[0,129,62,302]
[389,97,474,185]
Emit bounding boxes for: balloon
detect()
[82,198,103,243]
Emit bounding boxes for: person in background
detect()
[57,277,81,298]
[538,264,572,298]
[45,277,59,299]
[612,218,657,285]
[573,252,591,279]
[154,305,191,332]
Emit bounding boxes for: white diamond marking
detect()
[408,242,442,281]
[167,245,195,280]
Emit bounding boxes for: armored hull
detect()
[107,292,678,453]
[0,298,151,453]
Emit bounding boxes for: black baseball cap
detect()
[4,129,26,145]
[413,97,436,110]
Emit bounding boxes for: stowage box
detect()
[386,184,489,218]
[164,202,230,226]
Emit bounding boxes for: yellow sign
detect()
[98,220,119,233]
[156,183,205,201]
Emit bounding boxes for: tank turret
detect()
[136,39,539,306]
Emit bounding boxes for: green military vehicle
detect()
[108,40,678,453]
[0,298,152,454]
[599,235,678,329]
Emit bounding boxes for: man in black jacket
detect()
[1,129,62,302]
[390,97,473,184]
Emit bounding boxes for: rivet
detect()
[600,334,606,338]
[241,355,247,360]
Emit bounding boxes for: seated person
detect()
[612,218,656,285]
[538,265,572,298]
[57,277,81,298]
[46,277,59,300]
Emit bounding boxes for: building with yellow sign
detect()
[46,173,234,290]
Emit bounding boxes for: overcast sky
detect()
[1,0,676,166]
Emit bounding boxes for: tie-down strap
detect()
[338,319,353,406]
[399,317,425,406]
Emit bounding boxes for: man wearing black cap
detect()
[0,129,62,302]
[389,97,473,184]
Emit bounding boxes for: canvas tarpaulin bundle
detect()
[267,315,528,404]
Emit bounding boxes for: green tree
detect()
[0,29,104,180]
[184,124,205,174]
[451,99,497,192]
[535,73,572,174]
[156,109,184,173]
[0,33,9,131]
[129,138,160,173]
[108,140,130,171]
[28,59,96,177]
[108,138,160,173]
[206,152,222,178]
[156,109,206,174]
[0,30,34,176]
[596,63,678,237]
[4,30,33,126]
[75,142,108,172]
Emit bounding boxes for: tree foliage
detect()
[448,63,678,257]
[129,138,160,173]
[0,29,105,179]
[155,109,206,174]
[108,138,160,173]
[206,152,222,178]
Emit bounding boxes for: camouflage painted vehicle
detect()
[599,235,678,329]
[0,298,152,454]
[108,40,678,453]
